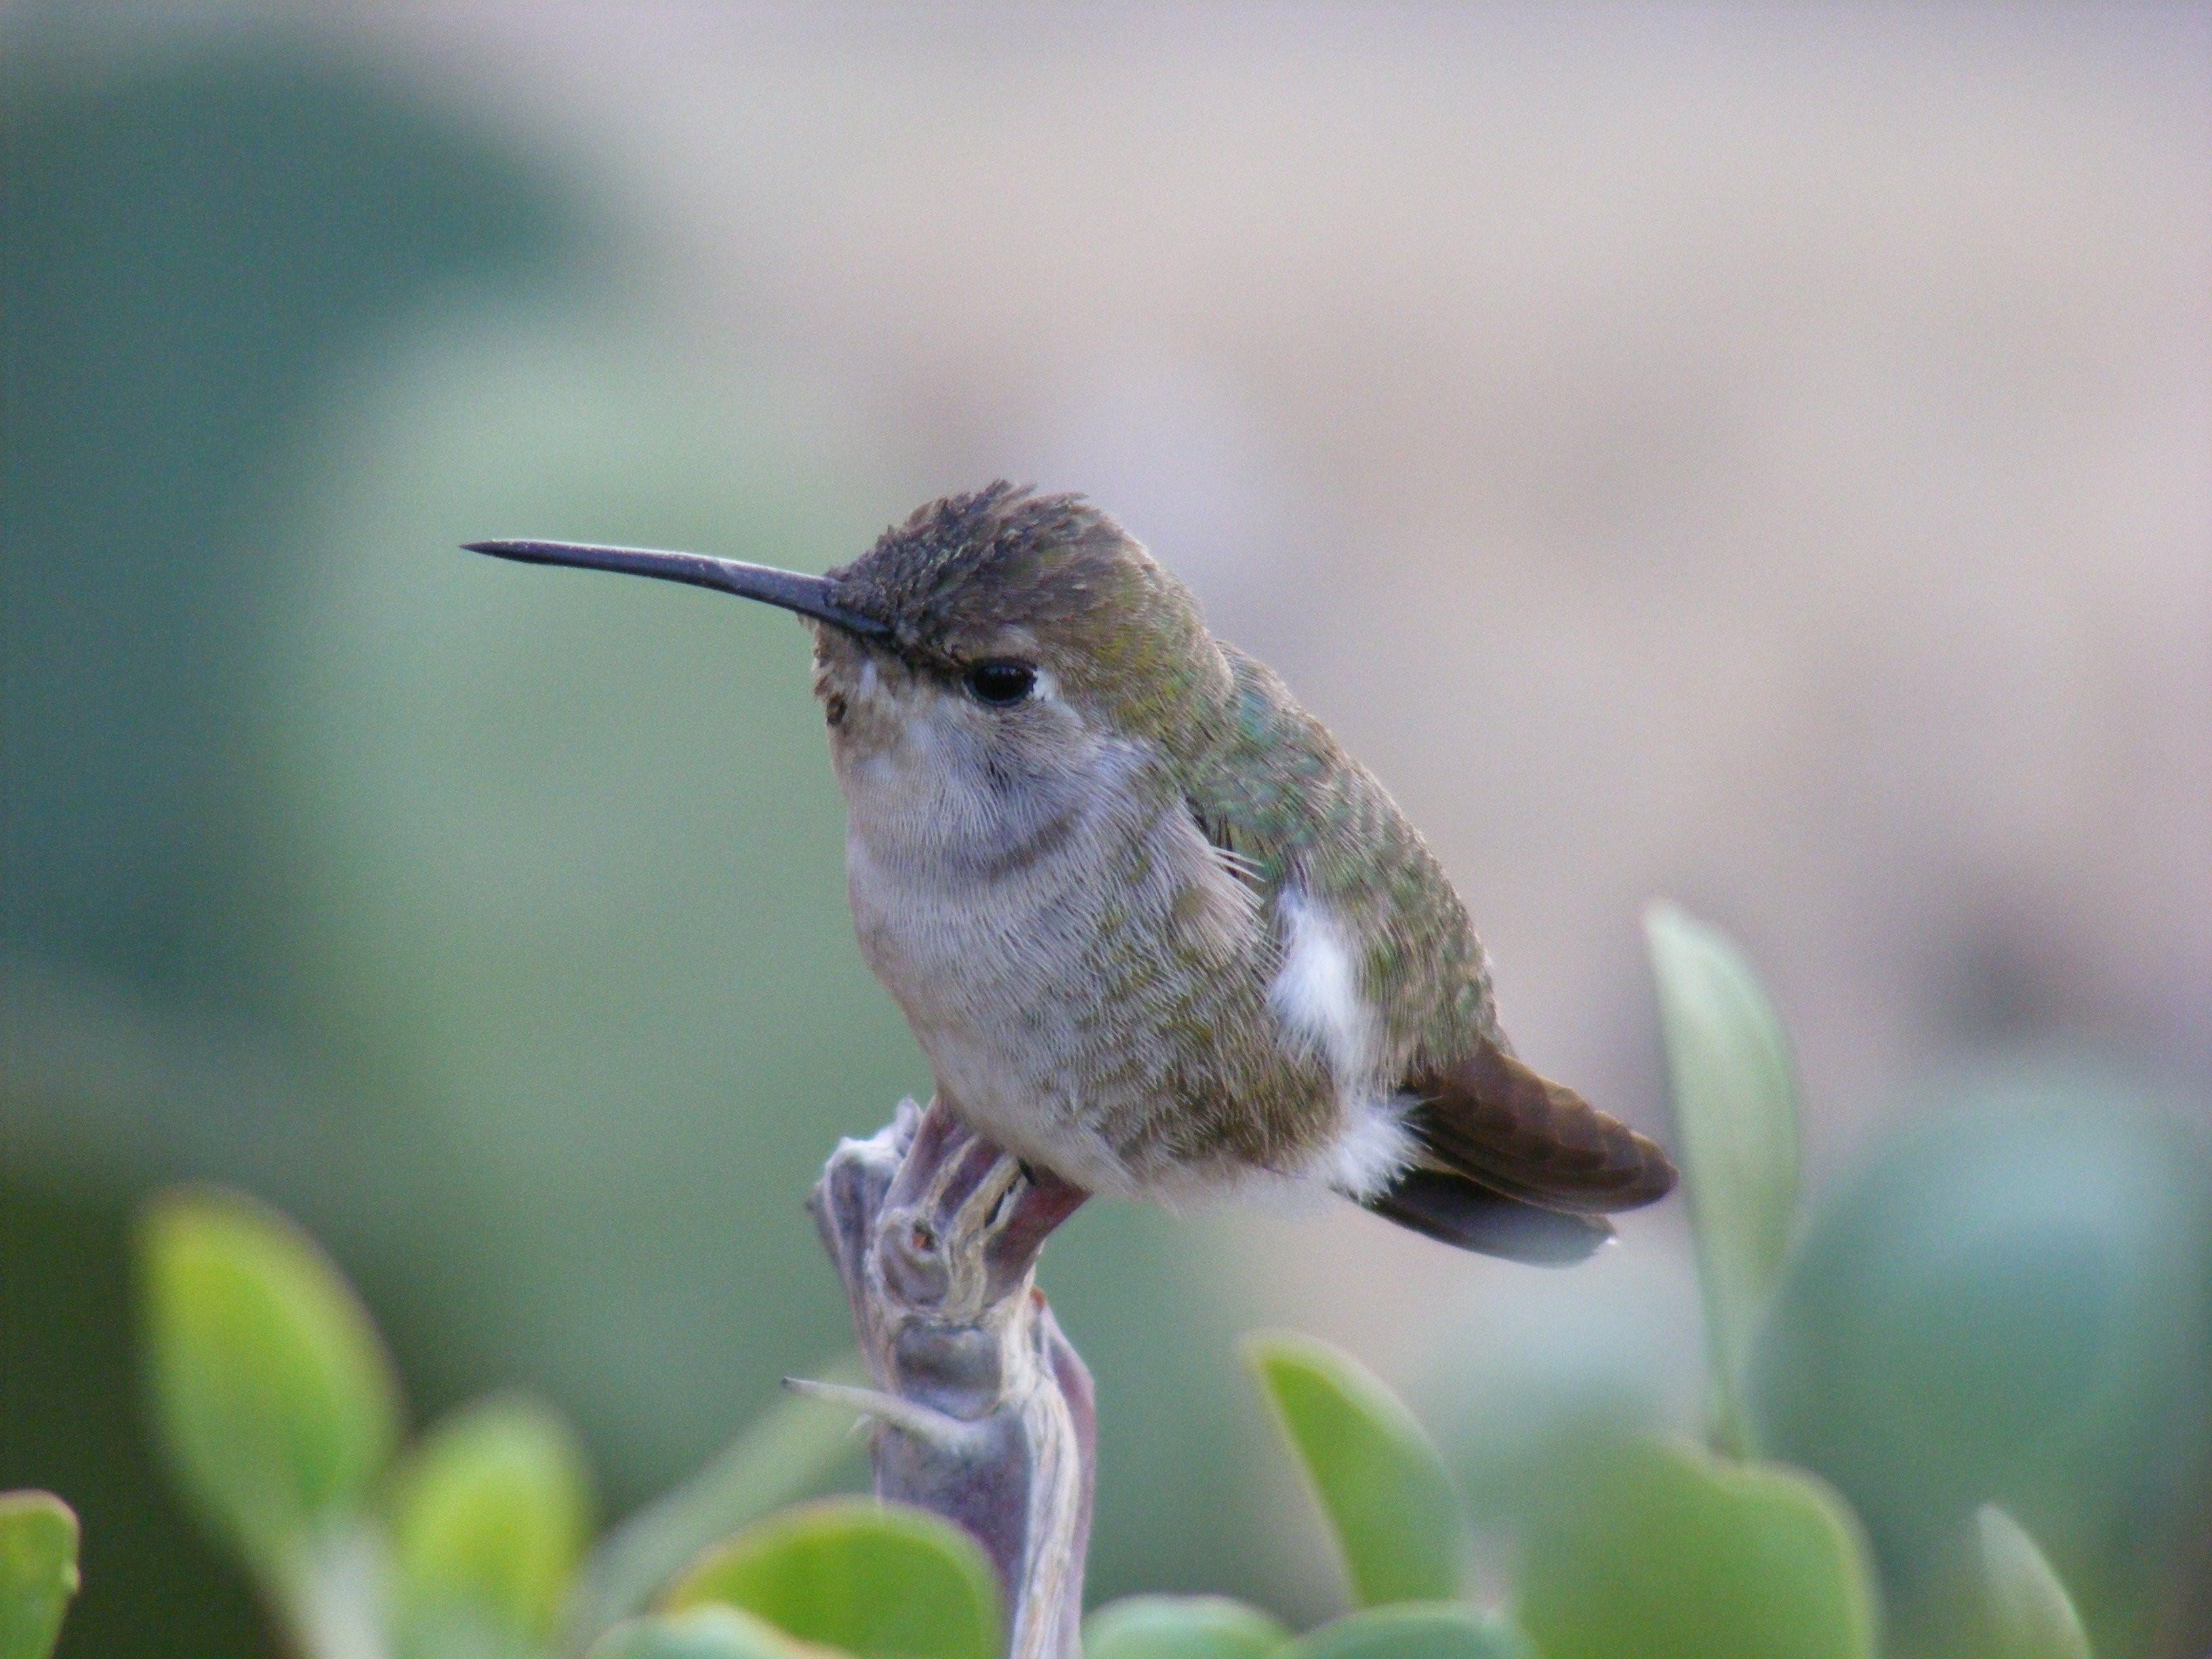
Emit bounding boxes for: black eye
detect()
[966,660,1037,706]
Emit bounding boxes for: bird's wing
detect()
[1399,1038,1677,1214]
[1177,647,1397,918]
[1183,647,1677,1258]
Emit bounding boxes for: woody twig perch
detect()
[806,1098,1094,1659]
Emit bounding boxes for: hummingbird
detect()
[468,484,1675,1262]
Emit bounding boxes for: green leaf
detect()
[1748,1071,2212,1656]
[663,1498,998,1659]
[564,1361,865,1646]
[1515,1433,1879,1659]
[1976,1505,2092,1659]
[0,1492,80,1659]
[1284,1604,1536,1659]
[391,1395,593,1654]
[1084,1595,1290,1659]
[588,1607,815,1659]
[1643,903,1800,1456]
[1246,1332,1469,1606]
[139,1189,403,1574]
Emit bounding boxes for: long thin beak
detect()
[464,539,889,638]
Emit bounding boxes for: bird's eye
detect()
[966,659,1037,706]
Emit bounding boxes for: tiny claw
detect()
[781,1376,976,1450]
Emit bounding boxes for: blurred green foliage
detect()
[140,1193,402,1586]
[0,33,590,1657]
[586,1608,811,1659]
[1974,1507,2092,1659]
[663,1502,999,1659]
[117,1176,1535,1654]
[1431,926,2206,1657]
[1284,1605,1535,1659]
[0,1492,80,1659]
[390,1399,594,1659]
[1513,1435,1878,1659]
[26,899,2201,1659]
[131,1184,883,1659]
[560,1384,867,1653]
[1246,1335,1469,1606]
[1643,903,1801,1457]
[1751,1065,2212,1658]
[1084,1596,1291,1659]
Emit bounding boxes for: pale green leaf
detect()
[1976,1505,2092,1659]
[1247,1333,1469,1606]
[391,1395,594,1654]
[139,1189,403,1574]
[1516,1433,1879,1659]
[664,1499,998,1659]
[563,1365,864,1645]
[0,1492,80,1659]
[1084,1595,1290,1659]
[1644,903,1800,1455]
[588,1607,817,1659]
[1284,1604,1536,1659]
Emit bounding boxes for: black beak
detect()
[464,539,889,638]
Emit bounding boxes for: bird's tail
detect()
[1361,1036,1677,1265]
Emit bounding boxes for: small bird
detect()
[468,484,1675,1262]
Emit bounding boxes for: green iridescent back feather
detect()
[1178,645,1503,1063]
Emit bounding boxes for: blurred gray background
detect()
[4,6,2209,1657]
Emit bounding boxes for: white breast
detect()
[836,701,1160,1189]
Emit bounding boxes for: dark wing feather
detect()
[1399,1036,1678,1214]
[1364,1168,1615,1265]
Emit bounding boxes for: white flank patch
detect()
[1314,1098,1416,1200]
[1269,890,1375,1078]
[1269,890,1411,1200]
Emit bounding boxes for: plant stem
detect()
[811,1099,1094,1659]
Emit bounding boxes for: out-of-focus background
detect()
[4,5,2209,1656]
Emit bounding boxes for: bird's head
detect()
[470,484,1231,856]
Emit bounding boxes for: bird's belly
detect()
[844,811,1321,1195]
[844,840,1149,1190]
[906,1017,1139,1193]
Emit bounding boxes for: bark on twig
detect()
[807,1099,1094,1659]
